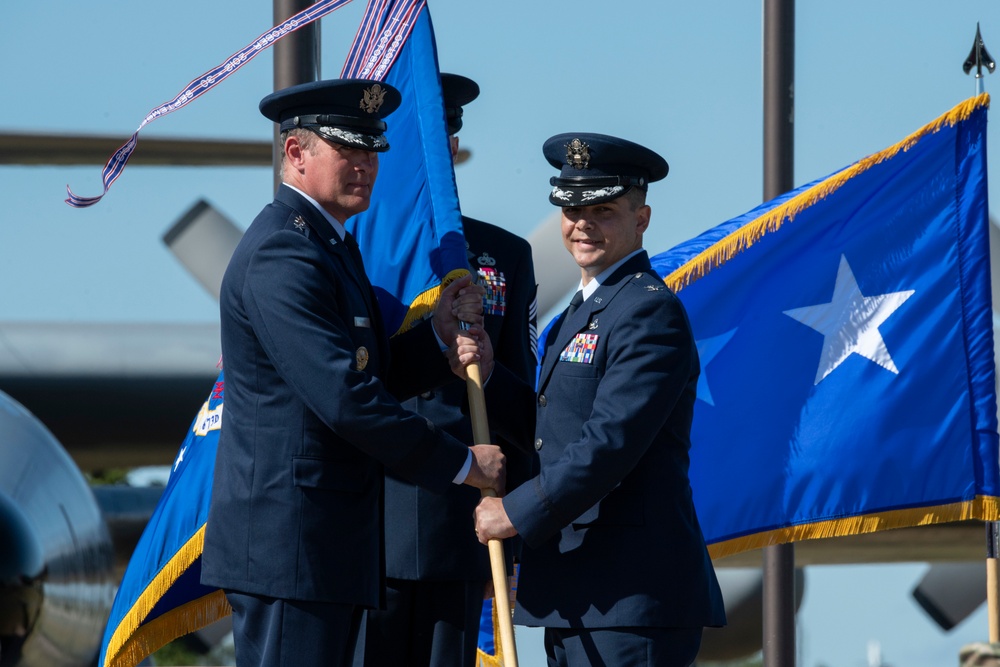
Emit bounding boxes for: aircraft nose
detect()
[0,492,44,647]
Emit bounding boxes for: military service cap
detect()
[440,73,480,135]
[259,79,402,153]
[543,132,669,206]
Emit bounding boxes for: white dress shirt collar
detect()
[284,183,348,243]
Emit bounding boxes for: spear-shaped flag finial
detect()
[963,22,995,94]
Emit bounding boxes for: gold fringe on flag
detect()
[394,268,471,336]
[103,524,231,667]
[664,93,990,295]
[708,495,1000,561]
[476,597,507,667]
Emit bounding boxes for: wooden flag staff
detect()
[465,359,519,667]
[963,21,998,645]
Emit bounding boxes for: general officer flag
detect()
[99,373,226,667]
[650,94,1000,558]
[342,0,469,335]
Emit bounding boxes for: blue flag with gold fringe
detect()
[99,372,226,667]
[651,94,1000,558]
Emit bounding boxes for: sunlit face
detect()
[561,195,651,284]
[284,133,379,223]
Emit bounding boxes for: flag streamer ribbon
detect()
[65,0,355,209]
[341,0,424,79]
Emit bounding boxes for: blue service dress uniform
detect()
[202,186,473,647]
[488,251,726,663]
[360,216,537,666]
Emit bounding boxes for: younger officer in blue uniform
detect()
[202,79,506,667]
[358,73,538,667]
[474,133,726,667]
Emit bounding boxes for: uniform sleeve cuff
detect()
[452,449,473,484]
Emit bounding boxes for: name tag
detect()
[354,316,371,328]
[560,333,599,364]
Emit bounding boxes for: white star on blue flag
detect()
[784,255,914,385]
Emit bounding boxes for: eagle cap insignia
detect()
[360,84,387,114]
[565,138,590,169]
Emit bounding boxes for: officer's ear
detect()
[285,134,306,166]
[635,204,651,234]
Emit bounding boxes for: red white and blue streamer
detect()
[340,0,424,78]
[65,0,356,209]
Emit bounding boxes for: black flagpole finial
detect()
[963,22,996,78]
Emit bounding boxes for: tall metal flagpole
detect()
[963,22,998,642]
[762,0,797,665]
[272,0,322,191]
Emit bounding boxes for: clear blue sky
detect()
[4,1,1000,665]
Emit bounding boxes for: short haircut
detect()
[623,186,647,210]
[279,128,318,171]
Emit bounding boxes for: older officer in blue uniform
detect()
[474,134,726,667]
[201,79,506,667]
[357,73,538,667]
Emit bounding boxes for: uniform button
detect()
[420,391,433,399]
[538,394,547,407]
[534,438,543,451]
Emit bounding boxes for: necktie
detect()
[565,289,584,319]
[340,231,387,362]
[342,231,368,277]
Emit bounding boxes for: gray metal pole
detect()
[762,0,797,665]
[272,0,322,191]
[763,0,794,201]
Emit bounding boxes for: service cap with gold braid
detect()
[259,78,402,153]
[543,132,669,206]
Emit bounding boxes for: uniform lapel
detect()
[538,252,651,390]
[276,186,390,369]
